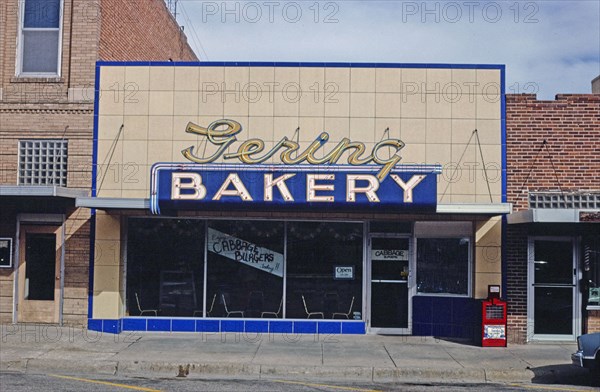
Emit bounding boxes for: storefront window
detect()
[207,220,284,318]
[416,238,470,295]
[125,218,366,319]
[286,222,363,319]
[126,219,205,317]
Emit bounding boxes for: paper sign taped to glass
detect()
[589,287,600,305]
[371,249,409,261]
[207,228,283,277]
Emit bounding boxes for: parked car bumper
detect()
[573,333,600,372]
[572,351,583,367]
[572,350,598,370]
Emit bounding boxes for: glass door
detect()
[528,237,578,341]
[369,235,412,334]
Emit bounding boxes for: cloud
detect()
[179,0,600,99]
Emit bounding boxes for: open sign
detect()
[334,265,354,280]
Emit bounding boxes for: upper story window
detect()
[17,0,63,77]
[18,139,68,186]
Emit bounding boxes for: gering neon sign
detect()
[181,119,405,181]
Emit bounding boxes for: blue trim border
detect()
[96,61,504,69]
[89,318,366,335]
[87,63,102,319]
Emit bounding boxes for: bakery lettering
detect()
[171,172,426,203]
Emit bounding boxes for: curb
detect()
[1,358,535,383]
[374,367,486,383]
[27,358,119,375]
[0,359,27,372]
[485,369,534,383]
[118,361,262,379]
[260,365,373,381]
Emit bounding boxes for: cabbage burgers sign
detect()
[150,120,440,214]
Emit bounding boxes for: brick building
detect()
[0,0,196,326]
[506,93,600,343]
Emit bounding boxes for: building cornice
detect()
[0,105,93,114]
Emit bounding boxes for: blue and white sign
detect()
[150,164,440,214]
[483,325,506,339]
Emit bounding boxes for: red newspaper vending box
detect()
[481,285,507,347]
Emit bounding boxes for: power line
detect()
[179,2,209,60]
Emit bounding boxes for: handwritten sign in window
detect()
[207,228,283,277]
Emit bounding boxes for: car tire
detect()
[592,358,600,386]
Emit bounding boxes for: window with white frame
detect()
[18,0,63,76]
[18,140,68,186]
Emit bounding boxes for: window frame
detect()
[16,0,64,78]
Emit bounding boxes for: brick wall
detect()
[1,0,197,326]
[506,94,600,211]
[506,94,600,342]
[0,104,94,187]
[505,224,528,343]
[588,310,600,332]
[99,0,198,61]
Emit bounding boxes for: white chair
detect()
[193,293,216,317]
[261,298,282,318]
[135,292,157,316]
[332,296,355,319]
[222,294,244,317]
[302,295,324,319]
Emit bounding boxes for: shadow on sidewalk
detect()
[433,337,479,347]
[530,364,599,388]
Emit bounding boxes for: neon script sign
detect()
[181,119,405,181]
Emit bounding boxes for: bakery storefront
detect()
[82,62,510,336]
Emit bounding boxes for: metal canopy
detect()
[507,208,600,224]
[436,203,512,215]
[76,197,149,209]
[0,185,87,199]
[76,197,512,215]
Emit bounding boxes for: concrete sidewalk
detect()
[0,324,584,384]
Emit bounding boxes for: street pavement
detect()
[1,372,598,392]
[0,324,596,388]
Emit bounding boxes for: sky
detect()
[175,0,600,100]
